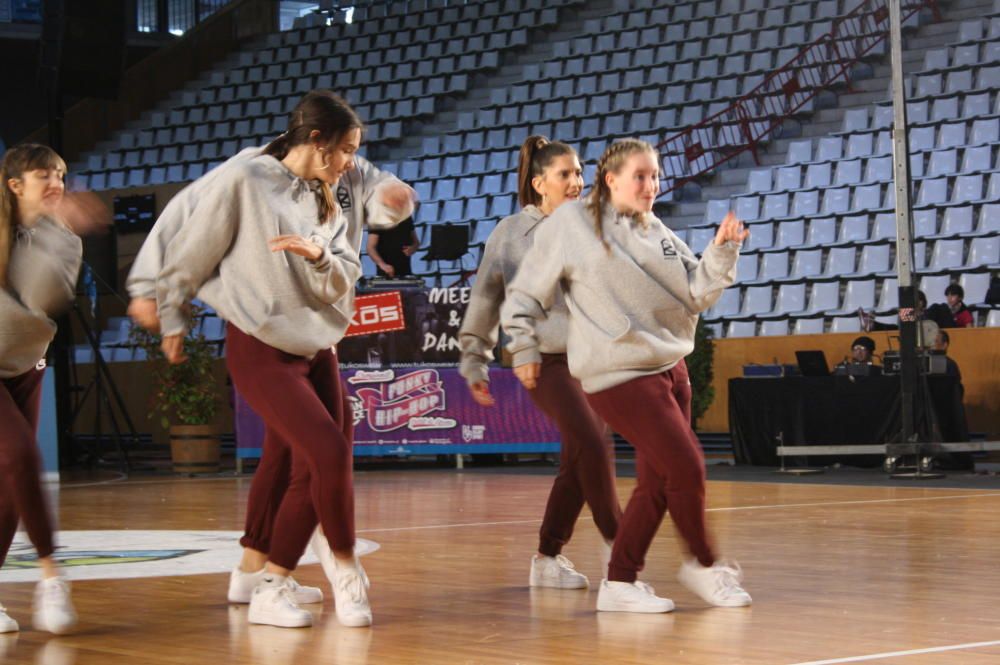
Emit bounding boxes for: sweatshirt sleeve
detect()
[303,215,363,305]
[458,231,506,385]
[127,147,263,300]
[500,220,566,368]
[156,170,242,337]
[126,194,187,300]
[355,156,415,231]
[675,232,742,313]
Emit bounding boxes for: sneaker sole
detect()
[231,590,323,605]
[247,611,313,628]
[529,571,589,589]
[0,623,19,634]
[677,575,752,607]
[596,598,675,613]
[529,578,589,589]
[32,617,77,635]
[336,612,373,628]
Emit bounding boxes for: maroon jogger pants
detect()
[0,364,55,568]
[226,324,354,571]
[528,353,621,557]
[585,360,716,583]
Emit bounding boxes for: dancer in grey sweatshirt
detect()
[0,143,107,635]
[502,139,752,614]
[151,91,382,629]
[126,122,414,612]
[458,135,620,590]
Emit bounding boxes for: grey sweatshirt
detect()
[458,205,569,386]
[501,199,740,393]
[155,155,362,357]
[128,148,411,300]
[0,217,82,378]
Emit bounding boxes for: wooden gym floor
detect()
[2,468,1000,664]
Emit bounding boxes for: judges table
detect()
[728,375,968,466]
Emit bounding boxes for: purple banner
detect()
[235,367,561,458]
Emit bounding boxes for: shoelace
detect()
[554,555,578,571]
[285,577,303,592]
[713,562,746,597]
[634,581,657,596]
[275,584,300,607]
[42,579,68,600]
[336,570,367,605]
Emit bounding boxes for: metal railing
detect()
[658,0,941,195]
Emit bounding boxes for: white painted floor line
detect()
[709,492,1000,512]
[357,493,1000,534]
[359,519,541,533]
[788,639,1000,664]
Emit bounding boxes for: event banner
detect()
[235,367,561,458]
[337,285,472,365]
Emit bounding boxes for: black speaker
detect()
[81,228,119,295]
[42,0,127,100]
[113,193,157,233]
[426,224,469,261]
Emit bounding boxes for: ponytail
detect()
[516,134,578,209]
[263,90,363,224]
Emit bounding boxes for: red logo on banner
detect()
[354,369,447,432]
[345,292,406,338]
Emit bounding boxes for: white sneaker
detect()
[228,567,323,604]
[677,559,752,607]
[0,604,18,633]
[32,577,77,634]
[248,578,313,628]
[333,563,372,628]
[529,554,589,589]
[310,530,371,590]
[596,579,675,613]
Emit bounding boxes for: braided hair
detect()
[586,139,658,250]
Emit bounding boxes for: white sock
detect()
[333,555,359,573]
[260,573,287,588]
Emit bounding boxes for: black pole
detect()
[887,0,940,479]
[41,0,76,462]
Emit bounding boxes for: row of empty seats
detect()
[704,271,997,327]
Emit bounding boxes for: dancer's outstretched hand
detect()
[469,382,496,407]
[269,234,323,261]
[381,182,417,212]
[714,211,750,246]
[56,191,111,236]
[514,362,541,390]
[128,297,160,333]
[161,334,187,364]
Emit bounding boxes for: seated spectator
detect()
[834,335,882,376]
[926,283,974,329]
[933,330,963,387]
[944,283,974,328]
[863,290,937,347]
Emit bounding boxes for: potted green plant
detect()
[129,305,222,474]
[688,318,716,431]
